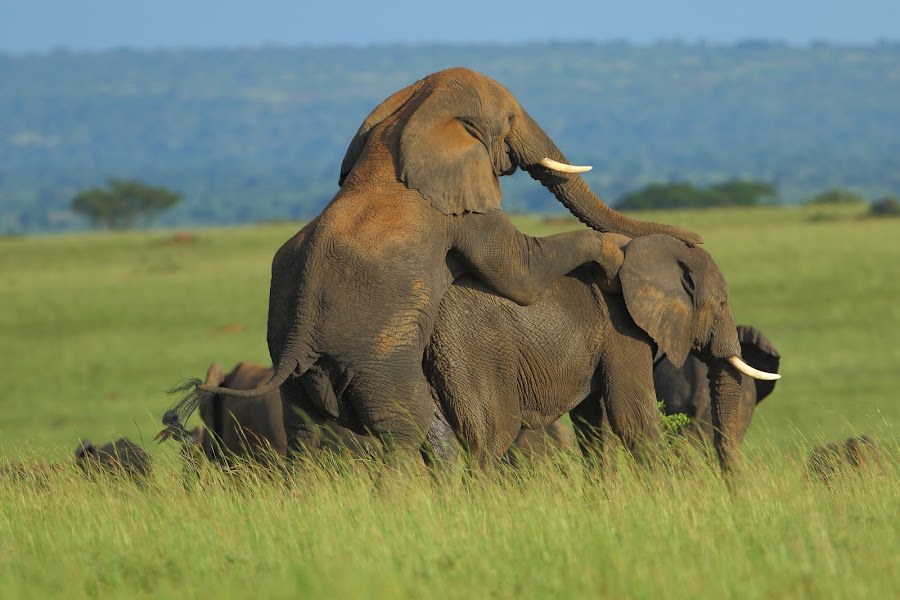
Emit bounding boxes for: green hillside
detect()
[2,41,900,233]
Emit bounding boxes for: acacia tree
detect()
[71,178,181,229]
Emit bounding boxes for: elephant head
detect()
[338,67,702,245]
[619,234,779,470]
[653,323,781,447]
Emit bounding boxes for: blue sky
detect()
[1,0,899,53]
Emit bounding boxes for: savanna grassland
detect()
[1,206,898,598]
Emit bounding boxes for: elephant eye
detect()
[458,118,483,140]
[679,263,695,294]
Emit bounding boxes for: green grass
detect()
[1,206,899,597]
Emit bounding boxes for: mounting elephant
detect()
[171,67,702,470]
[654,324,780,445]
[424,234,779,471]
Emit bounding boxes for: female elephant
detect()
[654,325,780,445]
[424,234,778,471]
[171,68,702,470]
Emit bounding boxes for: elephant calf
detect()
[654,324,780,445]
[178,362,380,472]
[186,362,288,466]
[807,436,891,483]
[175,361,574,470]
[74,437,152,481]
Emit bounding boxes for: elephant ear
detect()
[397,90,502,216]
[736,324,781,403]
[199,363,225,422]
[339,80,424,186]
[204,363,225,388]
[620,235,694,368]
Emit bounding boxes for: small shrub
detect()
[803,188,867,206]
[658,401,690,433]
[869,196,900,217]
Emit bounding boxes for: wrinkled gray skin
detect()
[190,67,702,471]
[74,438,152,481]
[807,436,891,483]
[426,234,748,470]
[654,325,780,445]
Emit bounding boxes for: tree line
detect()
[3,41,900,233]
[70,178,898,230]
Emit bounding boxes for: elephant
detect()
[423,234,779,471]
[173,360,573,469]
[74,438,152,481]
[188,361,289,466]
[654,324,780,445]
[177,361,380,465]
[169,67,703,471]
[807,436,891,483]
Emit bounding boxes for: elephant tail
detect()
[195,357,298,398]
[157,332,316,444]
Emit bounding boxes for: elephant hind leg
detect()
[349,367,434,475]
[280,377,328,461]
[570,394,617,472]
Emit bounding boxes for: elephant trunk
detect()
[707,359,745,472]
[513,112,704,246]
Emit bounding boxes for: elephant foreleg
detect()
[570,394,616,473]
[280,377,328,461]
[600,300,664,466]
[452,211,623,306]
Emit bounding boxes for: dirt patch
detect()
[221,323,247,334]
[171,232,197,244]
[541,215,578,226]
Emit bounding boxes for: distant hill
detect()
[2,41,899,233]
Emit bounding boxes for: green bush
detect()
[870,196,900,217]
[617,180,776,210]
[804,188,868,206]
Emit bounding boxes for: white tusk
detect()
[539,157,592,174]
[727,356,781,381]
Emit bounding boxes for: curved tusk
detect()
[727,356,781,381]
[539,157,592,174]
